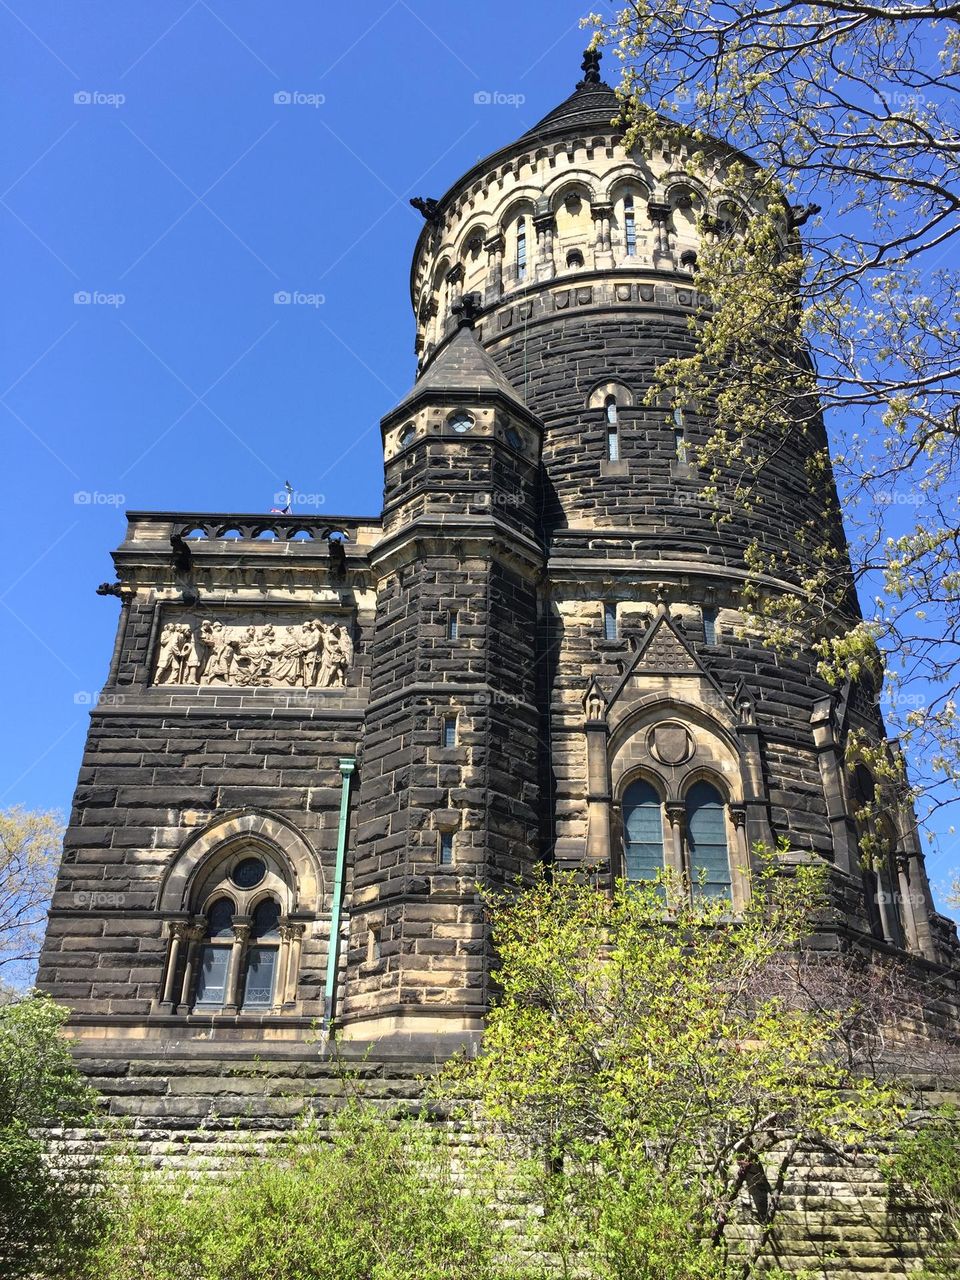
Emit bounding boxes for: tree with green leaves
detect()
[0,994,104,1279]
[445,864,904,1279]
[0,806,62,989]
[584,3,960,822]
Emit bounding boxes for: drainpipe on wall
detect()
[323,755,356,1033]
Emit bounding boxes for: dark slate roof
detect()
[391,324,529,417]
[519,78,622,145]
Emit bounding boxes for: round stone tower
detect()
[373,45,958,1009]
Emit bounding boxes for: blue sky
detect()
[1,1,957,913]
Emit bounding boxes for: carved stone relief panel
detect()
[152,614,355,689]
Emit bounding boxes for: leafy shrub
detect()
[91,1102,526,1280]
[0,994,104,1278]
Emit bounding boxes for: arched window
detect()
[516,216,527,281]
[241,897,281,1009]
[685,781,731,900]
[195,897,234,1006]
[622,780,665,883]
[624,194,637,256]
[605,395,620,461]
[566,249,584,269]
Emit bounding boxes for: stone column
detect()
[729,804,749,913]
[281,922,306,1008]
[177,920,205,1010]
[534,212,556,281]
[445,263,463,332]
[222,917,251,1014]
[735,691,776,859]
[584,704,612,882]
[810,698,858,875]
[894,797,939,962]
[647,200,672,262]
[592,202,613,268]
[666,803,687,889]
[484,231,504,303]
[158,919,188,1013]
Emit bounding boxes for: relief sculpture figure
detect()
[153,617,355,689]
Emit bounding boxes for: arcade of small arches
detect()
[417,170,759,348]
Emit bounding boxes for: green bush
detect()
[0,993,105,1279]
[91,1103,527,1280]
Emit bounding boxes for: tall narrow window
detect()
[685,782,731,900]
[242,898,280,1009]
[702,606,718,645]
[673,404,687,462]
[603,603,618,641]
[447,610,459,640]
[439,831,454,866]
[442,715,457,748]
[516,216,527,281]
[622,780,664,883]
[624,194,637,256]
[605,396,620,461]
[195,897,234,1007]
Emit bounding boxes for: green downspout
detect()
[323,755,356,1032]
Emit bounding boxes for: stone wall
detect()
[57,1038,958,1278]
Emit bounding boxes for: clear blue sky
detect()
[1,1,957,912]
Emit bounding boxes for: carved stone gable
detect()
[633,623,698,673]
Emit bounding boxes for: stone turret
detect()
[342,306,545,1040]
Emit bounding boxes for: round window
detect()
[232,857,267,889]
[448,411,474,433]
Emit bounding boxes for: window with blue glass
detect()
[685,781,731,900]
[622,780,665,883]
[195,897,234,1006]
[516,216,527,280]
[624,194,637,256]
[241,898,281,1009]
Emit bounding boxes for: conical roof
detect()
[518,52,622,145]
[388,322,529,420]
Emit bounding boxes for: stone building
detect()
[39,49,958,1067]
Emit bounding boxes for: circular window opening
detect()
[232,857,267,890]
[448,411,474,434]
[399,423,416,448]
[566,249,584,269]
[564,194,581,214]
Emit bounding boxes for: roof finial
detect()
[578,46,602,87]
[452,292,482,330]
